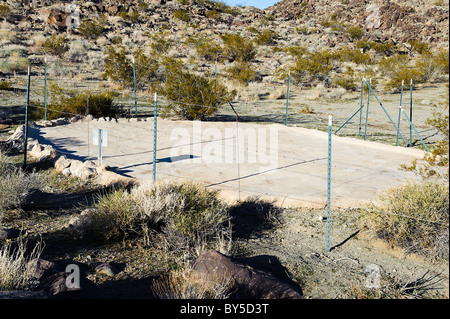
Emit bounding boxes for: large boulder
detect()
[192,250,302,299]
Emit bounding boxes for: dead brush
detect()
[151,268,234,299]
[351,270,446,299]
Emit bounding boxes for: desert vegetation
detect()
[0,0,448,300]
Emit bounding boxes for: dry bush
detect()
[83,180,232,259]
[363,181,449,260]
[152,268,233,299]
[0,152,42,217]
[0,239,43,291]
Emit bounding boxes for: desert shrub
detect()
[31,82,120,120]
[220,33,256,62]
[254,29,279,46]
[118,9,140,22]
[291,49,334,82]
[408,39,431,55]
[160,58,234,120]
[332,75,357,91]
[402,84,449,180]
[197,0,240,15]
[205,9,221,19]
[0,4,11,20]
[77,17,106,40]
[103,45,132,87]
[0,50,29,75]
[103,45,158,89]
[152,268,233,299]
[186,36,224,62]
[41,34,69,57]
[174,10,191,22]
[0,80,12,91]
[416,51,449,82]
[363,181,449,260]
[378,54,425,89]
[85,181,231,258]
[0,239,43,291]
[347,26,364,40]
[332,48,372,65]
[0,153,42,215]
[434,48,449,74]
[225,60,257,86]
[149,32,173,55]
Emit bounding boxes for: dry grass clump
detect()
[0,152,42,217]
[0,239,43,291]
[363,181,449,260]
[152,268,233,299]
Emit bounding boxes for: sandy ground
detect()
[30,117,426,208]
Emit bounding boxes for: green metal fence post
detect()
[364,79,371,140]
[153,93,158,182]
[409,79,413,147]
[359,79,364,136]
[396,80,404,146]
[326,114,332,253]
[44,56,47,121]
[132,57,137,118]
[285,71,290,126]
[23,66,31,169]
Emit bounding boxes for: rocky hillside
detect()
[267,0,449,47]
[0,0,448,100]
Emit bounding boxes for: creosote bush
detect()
[103,45,158,89]
[220,33,256,62]
[31,82,120,120]
[77,17,106,40]
[160,58,235,120]
[41,34,69,57]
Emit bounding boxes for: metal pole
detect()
[229,102,241,201]
[396,80,404,146]
[285,71,290,126]
[153,93,157,182]
[132,57,137,118]
[364,79,371,140]
[400,108,430,152]
[98,129,102,166]
[87,92,90,158]
[409,79,413,147]
[334,103,365,135]
[44,56,47,121]
[359,79,364,136]
[23,66,31,169]
[365,79,408,146]
[326,114,332,253]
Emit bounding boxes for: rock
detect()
[192,250,302,299]
[67,208,95,237]
[72,166,98,180]
[88,262,123,277]
[0,228,20,240]
[37,271,98,298]
[27,258,58,280]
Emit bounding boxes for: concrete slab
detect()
[30,118,425,208]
